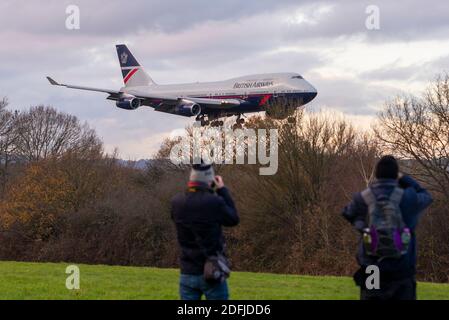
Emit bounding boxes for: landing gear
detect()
[196,115,210,127]
[198,114,224,127]
[232,115,245,130]
[210,120,224,127]
[195,114,243,128]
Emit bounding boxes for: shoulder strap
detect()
[389,187,404,204]
[361,188,376,208]
[361,188,377,226]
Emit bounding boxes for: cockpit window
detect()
[291,75,303,79]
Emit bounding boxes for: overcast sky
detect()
[1,0,449,159]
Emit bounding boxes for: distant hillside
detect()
[116,159,152,170]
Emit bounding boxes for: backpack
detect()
[361,187,411,260]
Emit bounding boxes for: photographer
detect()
[171,163,239,300]
[342,155,433,300]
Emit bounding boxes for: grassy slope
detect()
[0,261,448,300]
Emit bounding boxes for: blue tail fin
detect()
[116,44,155,87]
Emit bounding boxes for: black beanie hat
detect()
[375,155,399,179]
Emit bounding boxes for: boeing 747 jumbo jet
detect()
[47,45,317,128]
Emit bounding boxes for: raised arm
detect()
[216,187,240,227]
[399,175,433,212]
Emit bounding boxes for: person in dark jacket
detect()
[342,155,432,300]
[171,163,239,300]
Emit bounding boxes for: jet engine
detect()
[175,99,201,117]
[116,96,141,110]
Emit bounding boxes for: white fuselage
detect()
[123,72,316,100]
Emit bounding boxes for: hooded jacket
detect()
[171,183,239,275]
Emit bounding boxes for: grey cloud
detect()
[285,0,449,42]
[308,74,399,115]
[360,54,449,83]
[0,0,300,35]
[3,0,449,43]
[424,55,449,76]
[360,64,419,81]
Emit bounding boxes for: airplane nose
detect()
[301,80,317,104]
[303,91,317,104]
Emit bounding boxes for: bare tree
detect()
[14,106,102,161]
[0,97,17,195]
[375,74,449,200]
[0,97,8,111]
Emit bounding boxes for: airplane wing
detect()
[145,95,242,116]
[47,77,122,100]
[47,77,243,112]
[125,89,242,108]
[185,97,242,108]
[134,93,242,116]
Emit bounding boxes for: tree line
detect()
[0,75,448,282]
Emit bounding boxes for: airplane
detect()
[47,44,317,128]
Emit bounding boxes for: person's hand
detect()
[214,175,225,189]
[398,173,411,189]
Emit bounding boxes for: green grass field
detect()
[0,261,448,300]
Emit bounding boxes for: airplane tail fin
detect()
[116,44,155,87]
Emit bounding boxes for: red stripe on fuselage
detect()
[124,68,138,84]
[259,94,272,106]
